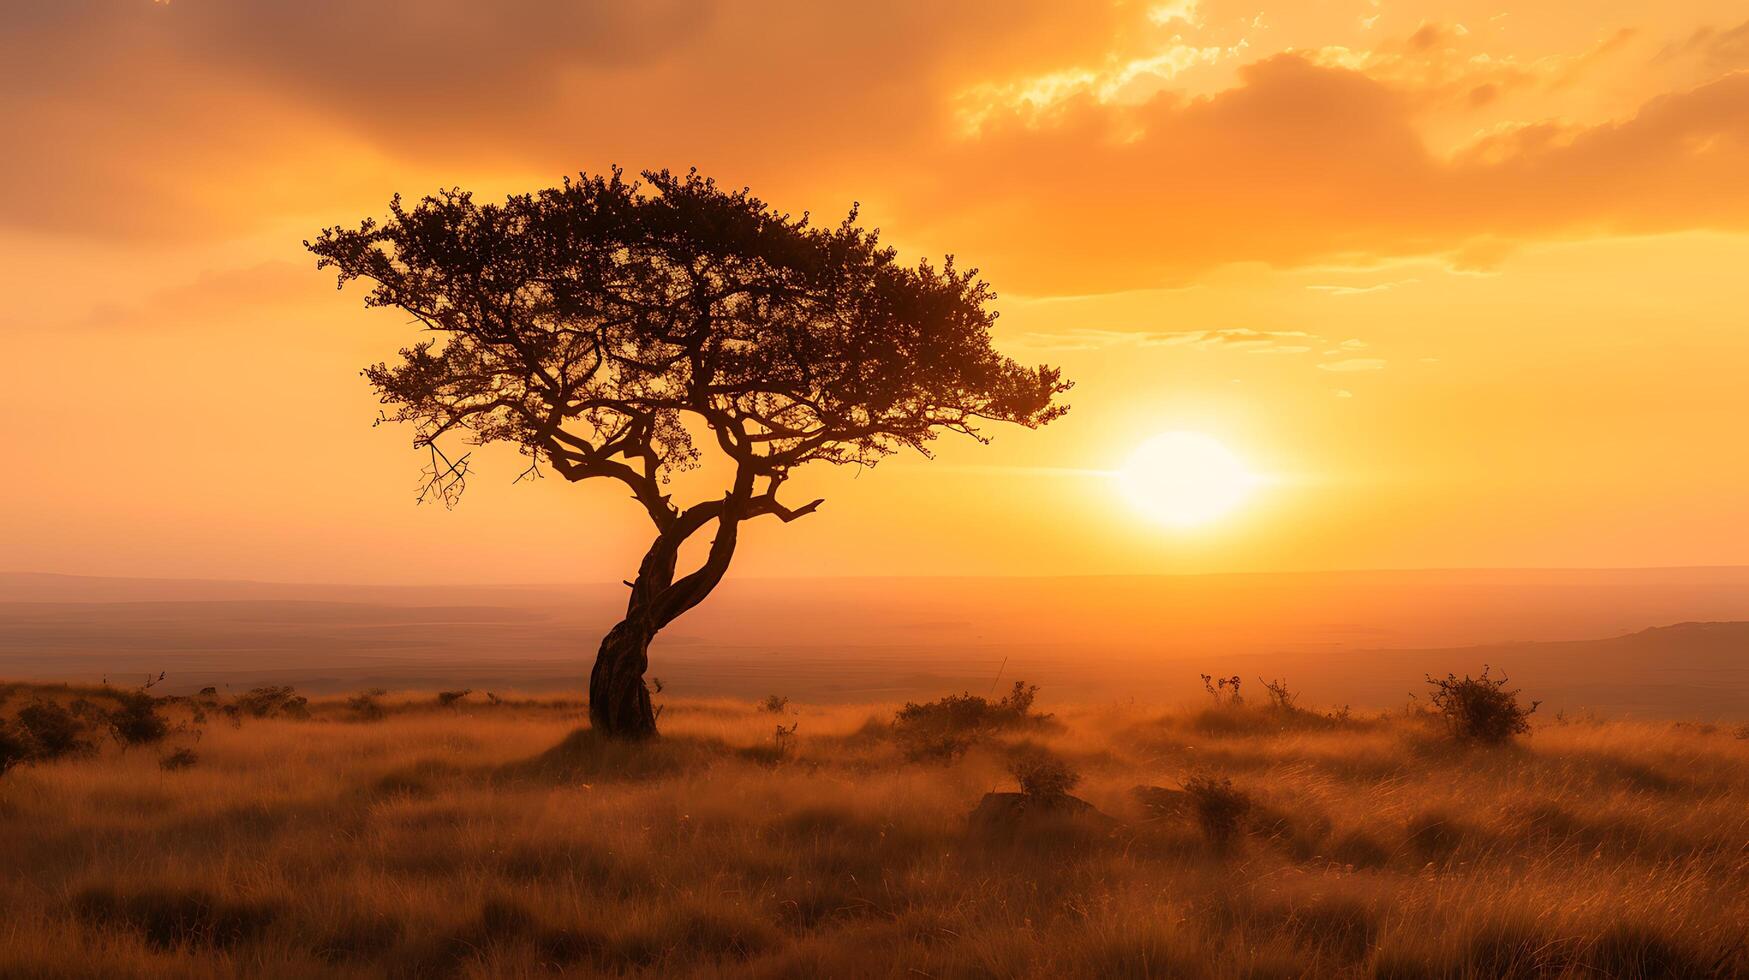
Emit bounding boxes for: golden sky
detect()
[3,0,1748,584]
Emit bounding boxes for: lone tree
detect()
[308,169,1070,738]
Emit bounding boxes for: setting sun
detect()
[1117,431,1260,529]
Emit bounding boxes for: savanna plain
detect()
[1,675,1747,979]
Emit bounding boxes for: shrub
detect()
[892,682,1046,760]
[159,748,199,771]
[760,694,790,714]
[234,686,309,720]
[1258,677,1297,710]
[1008,750,1081,801]
[107,692,170,747]
[436,689,471,708]
[1184,774,1251,847]
[1422,666,1539,743]
[17,699,88,759]
[347,690,387,722]
[0,720,28,776]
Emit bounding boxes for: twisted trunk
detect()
[586,487,748,739]
[588,619,657,739]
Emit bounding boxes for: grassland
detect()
[1,680,1747,978]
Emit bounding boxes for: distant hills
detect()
[1,569,1746,717]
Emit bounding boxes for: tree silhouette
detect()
[308,169,1070,738]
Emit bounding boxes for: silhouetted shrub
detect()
[347,690,387,722]
[760,694,790,714]
[159,748,199,771]
[437,689,471,707]
[1422,666,1539,743]
[1185,774,1251,847]
[107,692,170,747]
[1008,750,1081,801]
[893,682,1047,760]
[234,686,309,720]
[1258,677,1297,710]
[0,720,28,776]
[17,699,88,759]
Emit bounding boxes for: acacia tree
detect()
[308,169,1071,738]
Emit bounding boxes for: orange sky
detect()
[3,0,1748,584]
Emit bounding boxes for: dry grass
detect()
[0,682,1746,978]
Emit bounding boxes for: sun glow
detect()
[1118,431,1260,528]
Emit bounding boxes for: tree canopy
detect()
[309,168,1069,526]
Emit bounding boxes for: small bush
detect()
[760,694,790,714]
[1185,774,1251,847]
[108,692,170,747]
[1008,751,1081,801]
[347,690,387,722]
[0,720,28,775]
[436,689,471,708]
[159,748,199,771]
[892,681,1047,760]
[1258,677,1297,710]
[1422,666,1539,743]
[17,699,88,759]
[234,686,309,720]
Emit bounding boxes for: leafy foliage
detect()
[892,682,1046,760]
[17,699,88,759]
[107,692,170,747]
[1008,750,1081,801]
[347,690,388,722]
[0,719,27,776]
[308,168,1069,513]
[1184,774,1252,847]
[1423,666,1540,743]
[235,686,311,720]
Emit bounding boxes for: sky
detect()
[3,0,1748,585]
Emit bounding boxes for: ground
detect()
[1,681,1746,978]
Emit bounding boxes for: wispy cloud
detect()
[1021,327,1324,352]
[1307,279,1420,296]
[1317,358,1389,372]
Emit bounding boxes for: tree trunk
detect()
[588,619,657,739]
[586,493,749,739]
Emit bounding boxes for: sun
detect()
[1117,432,1260,528]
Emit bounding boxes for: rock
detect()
[968,791,1116,841]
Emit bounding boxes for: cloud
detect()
[1317,358,1389,372]
[905,54,1749,291]
[4,3,1749,297]
[1021,326,1322,352]
[1307,280,1420,296]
